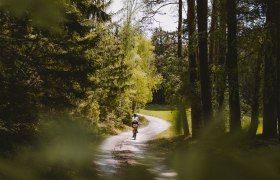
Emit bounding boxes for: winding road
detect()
[95,114,173,178]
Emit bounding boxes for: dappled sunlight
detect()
[0,0,279,179]
[142,106,280,180]
[146,128,280,180]
[172,135,280,180]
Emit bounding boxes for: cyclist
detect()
[131,114,139,140]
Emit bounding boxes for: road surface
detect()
[95,114,174,178]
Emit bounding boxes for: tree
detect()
[130,34,162,111]
[197,0,213,123]
[187,0,201,137]
[248,50,262,136]
[278,7,280,140]
[234,0,267,136]
[178,0,190,136]
[263,0,279,138]
[178,0,183,58]
[209,0,218,65]
[0,0,112,137]
[151,29,179,104]
[214,0,227,131]
[226,0,241,132]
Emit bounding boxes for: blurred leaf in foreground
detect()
[0,0,65,31]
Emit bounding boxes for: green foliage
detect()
[0,12,40,135]
[238,26,265,116]
[0,112,101,179]
[130,34,162,109]
[0,0,114,139]
[151,29,186,104]
[76,24,161,132]
[172,137,280,180]
[0,0,65,31]
[74,25,128,131]
[0,79,38,134]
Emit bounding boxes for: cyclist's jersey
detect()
[132,116,139,121]
[131,120,139,128]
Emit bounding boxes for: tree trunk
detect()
[263,0,278,138]
[248,53,262,137]
[197,0,213,123]
[275,1,280,140]
[178,0,190,136]
[180,101,190,136]
[187,0,202,138]
[178,0,183,58]
[226,0,241,132]
[209,0,218,65]
[216,0,227,115]
[212,0,227,132]
[277,13,280,140]
[216,0,227,116]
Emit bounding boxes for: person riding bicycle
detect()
[131,114,139,140]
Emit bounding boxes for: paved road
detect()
[95,114,171,177]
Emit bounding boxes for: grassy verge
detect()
[140,104,280,180]
[139,104,195,138]
[241,116,263,134]
[140,104,264,136]
[139,104,177,138]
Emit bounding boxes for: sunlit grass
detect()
[140,104,267,144]
[241,116,263,134]
[141,104,265,138]
[141,105,280,180]
[140,105,194,138]
[139,104,177,138]
[139,107,174,122]
[139,105,275,180]
[257,119,263,134]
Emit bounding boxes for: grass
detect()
[139,105,174,122]
[241,115,263,134]
[140,104,195,138]
[139,104,178,138]
[140,104,265,138]
[140,105,280,180]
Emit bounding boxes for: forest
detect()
[0,0,279,179]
